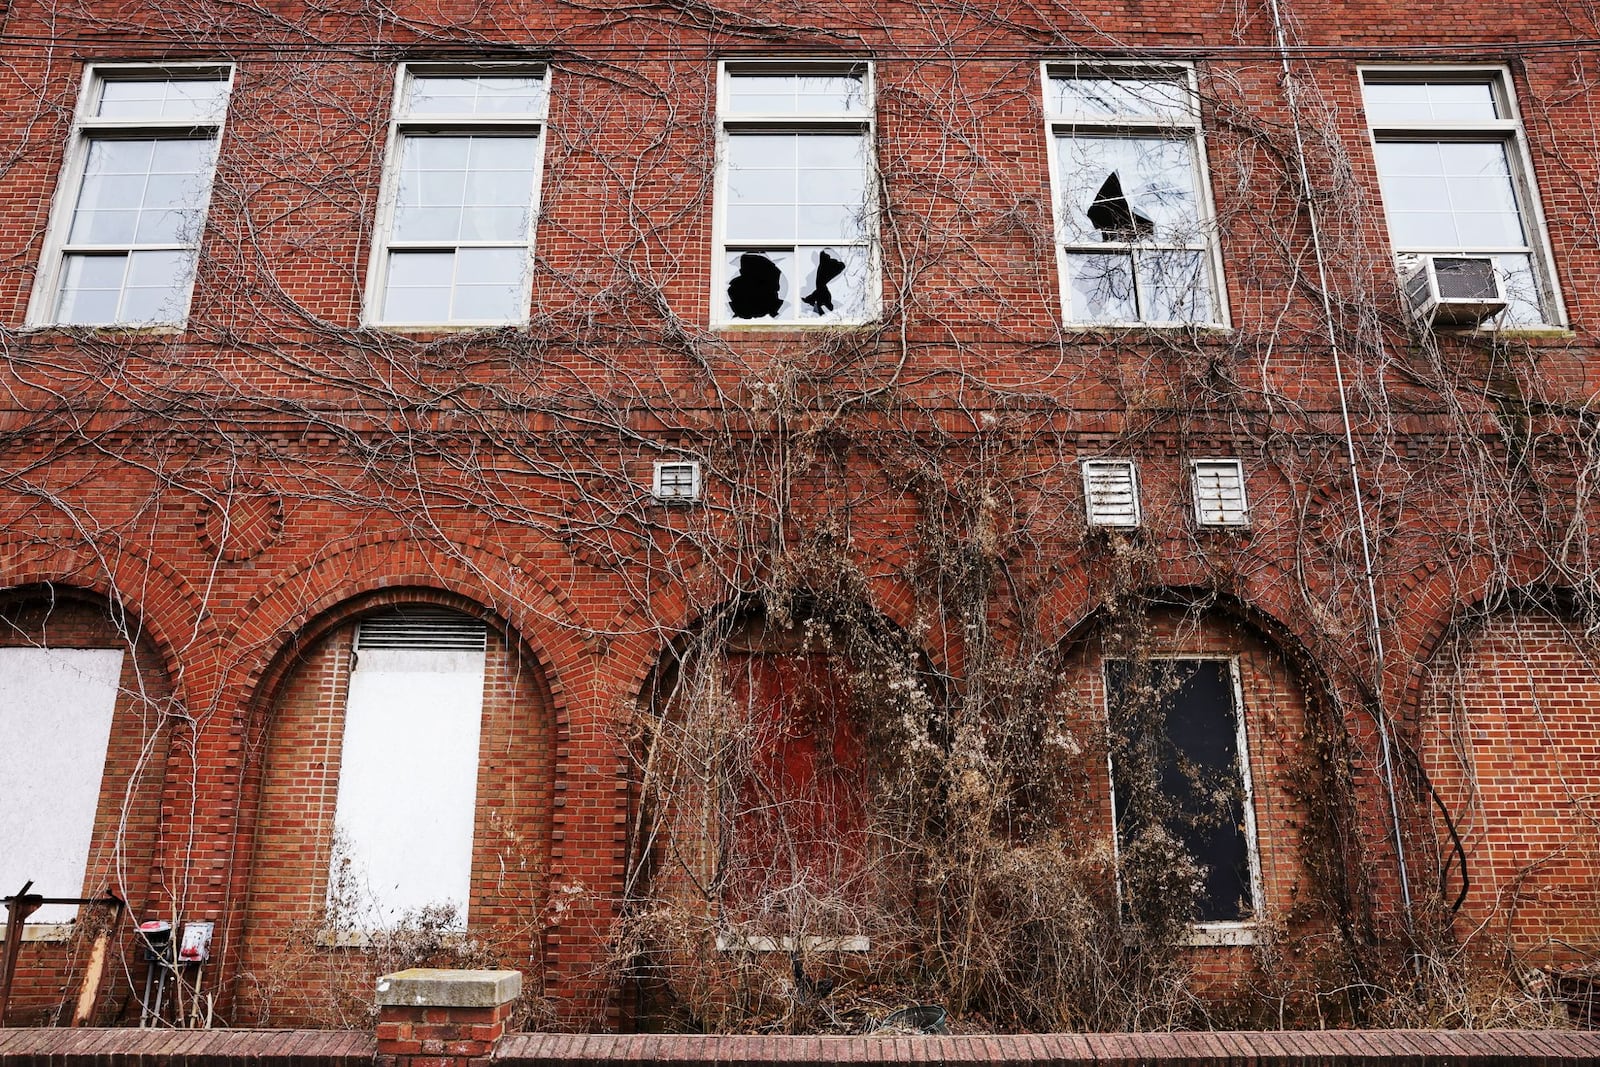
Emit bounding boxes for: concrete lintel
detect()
[374,968,522,1008]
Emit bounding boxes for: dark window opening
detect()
[1087,171,1155,242]
[728,252,784,319]
[802,250,845,314]
[1107,658,1255,923]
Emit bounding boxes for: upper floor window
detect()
[1362,70,1560,326]
[1046,65,1224,327]
[366,65,548,327]
[715,62,876,325]
[28,66,232,328]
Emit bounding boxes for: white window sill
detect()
[362,322,527,334]
[1181,922,1257,947]
[1061,322,1230,333]
[24,323,184,335]
[0,923,75,943]
[713,321,878,332]
[715,933,870,953]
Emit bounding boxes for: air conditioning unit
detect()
[1401,255,1507,327]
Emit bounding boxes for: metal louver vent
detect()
[1082,459,1141,528]
[1433,257,1498,300]
[356,607,488,651]
[1191,458,1249,527]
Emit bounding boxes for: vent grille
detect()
[1192,459,1249,527]
[356,607,488,651]
[1082,460,1141,528]
[653,460,701,503]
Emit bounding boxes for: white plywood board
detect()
[0,648,124,923]
[329,648,484,929]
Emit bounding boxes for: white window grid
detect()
[27,64,233,328]
[1101,655,1264,940]
[1190,458,1249,527]
[1044,62,1226,328]
[1361,67,1563,327]
[1082,459,1141,528]
[365,63,549,328]
[652,460,702,503]
[713,60,878,326]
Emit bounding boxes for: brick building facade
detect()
[1,0,1599,1033]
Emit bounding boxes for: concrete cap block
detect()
[375,968,523,1008]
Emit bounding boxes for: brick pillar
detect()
[374,968,522,1067]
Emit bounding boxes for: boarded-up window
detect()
[722,644,869,925]
[0,648,124,923]
[328,609,486,929]
[1107,658,1258,923]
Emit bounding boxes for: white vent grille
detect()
[356,608,488,651]
[653,460,701,503]
[1191,459,1249,527]
[1082,459,1141,528]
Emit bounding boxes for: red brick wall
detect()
[1421,606,1600,966]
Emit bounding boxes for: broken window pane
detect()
[799,246,865,319]
[1057,135,1201,245]
[726,249,792,319]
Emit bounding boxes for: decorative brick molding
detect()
[374,968,522,1067]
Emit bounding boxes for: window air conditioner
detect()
[1401,255,1507,327]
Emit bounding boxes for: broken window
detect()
[368,66,547,326]
[1362,70,1558,325]
[29,66,231,327]
[1106,658,1260,926]
[327,608,487,929]
[0,648,124,923]
[1047,66,1222,325]
[718,64,875,324]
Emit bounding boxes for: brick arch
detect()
[603,559,953,712]
[1392,551,1555,718]
[228,582,568,1026]
[0,537,215,711]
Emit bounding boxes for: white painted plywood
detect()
[329,647,484,929]
[0,648,124,923]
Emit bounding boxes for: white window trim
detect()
[1042,61,1229,329]
[363,62,549,330]
[1190,457,1250,528]
[711,59,880,328]
[26,63,234,330]
[1082,458,1142,528]
[1360,64,1566,329]
[1102,655,1265,938]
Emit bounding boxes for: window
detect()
[328,609,486,929]
[1082,459,1141,528]
[652,460,701,503]
[1106,658,1260,927]
[716,62,875,324]
[1363,70,1559,325]
[1191,458,1249,527]
[0,648,124,923]
[29,66,231,327]
[1046,65,1223,326]
[367,66,548,327]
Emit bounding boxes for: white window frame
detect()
[363,63,549,329]
[712,59,879,327]
[1082,458,1142,528]
[1103,655,1263,944]
[26,63,233,329]
[1361,66,1565,328]
[1190,457,1250,528]
[1043,61,1227,328]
